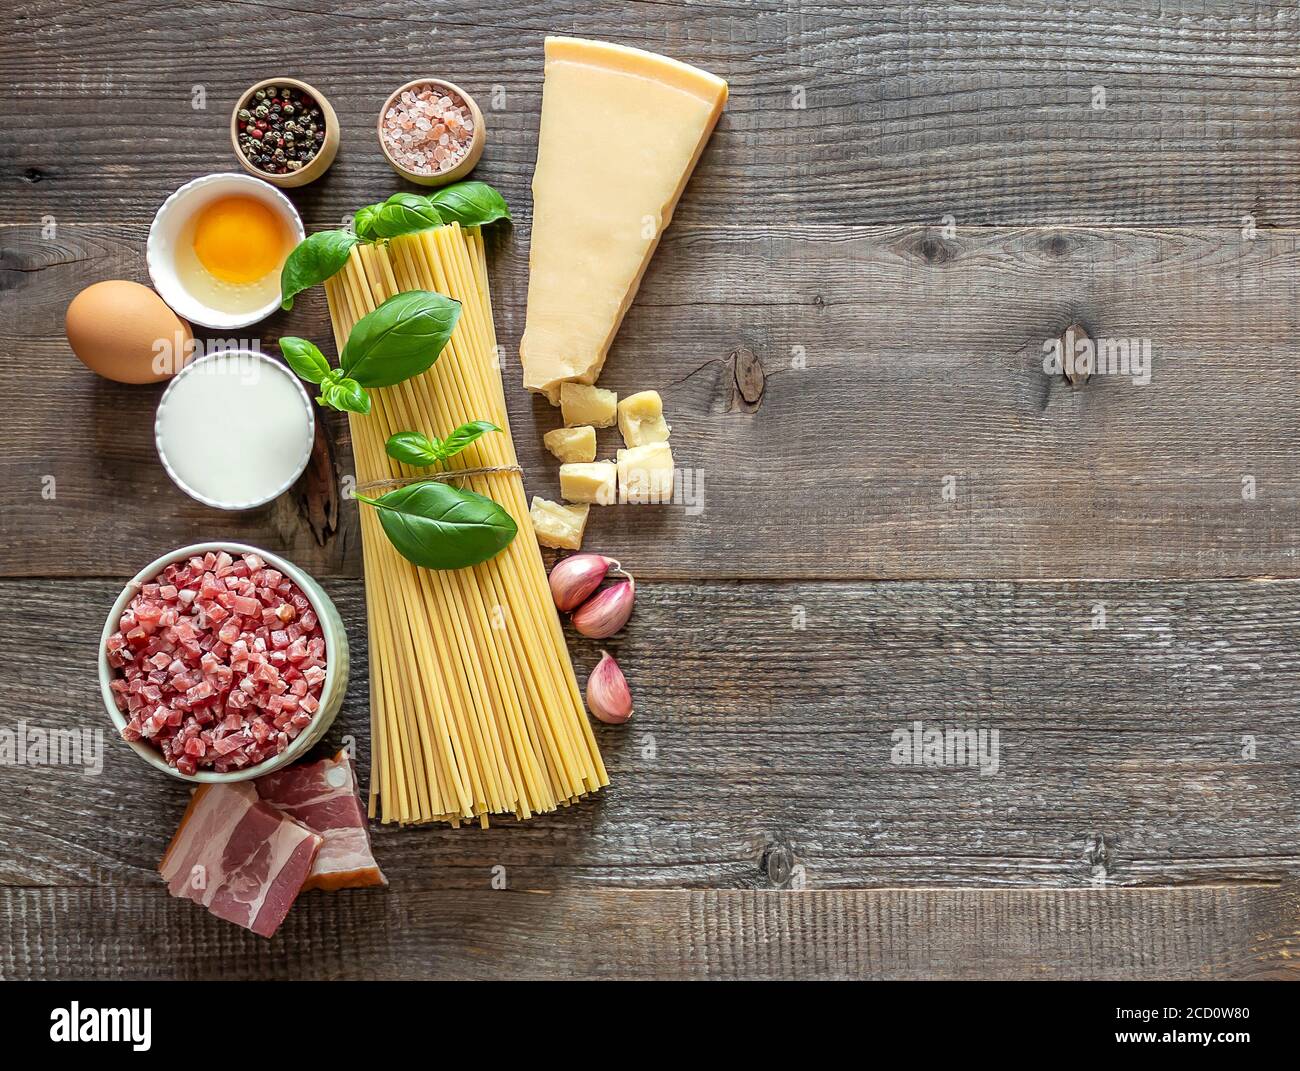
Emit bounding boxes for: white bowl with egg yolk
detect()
[147,172,304,330]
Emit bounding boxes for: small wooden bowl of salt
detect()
[377,78,485,187]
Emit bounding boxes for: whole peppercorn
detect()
[237,84,327,176]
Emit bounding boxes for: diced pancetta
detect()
[106,553,328,774]
[255,750,386,891]
[159,782,321,938]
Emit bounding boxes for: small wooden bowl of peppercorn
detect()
[231,77,339,188]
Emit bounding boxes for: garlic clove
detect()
[572,577,635,639]
[548,553,616,612]
[586,650,633,724]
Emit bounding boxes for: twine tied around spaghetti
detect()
[355,464,523,494]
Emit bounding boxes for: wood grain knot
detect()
[917,235,955,264]
[1083,832,1116,882]
[729,347,766,413]
[760,836,798,887]
[1042,233,1074,258]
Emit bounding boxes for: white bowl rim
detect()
[99,541,343,784]
[154,347,315,511]
[146,171,304,331]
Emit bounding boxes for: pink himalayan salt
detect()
[382,83,475,175]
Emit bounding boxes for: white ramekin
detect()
[99,542,349,784]
[146,172,304,330]
[154,348,315,511]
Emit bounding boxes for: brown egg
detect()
[65,280,194,384]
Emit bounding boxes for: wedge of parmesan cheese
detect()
[520,37,728,398]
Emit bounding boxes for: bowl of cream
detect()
[155,348,315,510]
[147,172,303,330]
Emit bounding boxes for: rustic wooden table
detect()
[2,0,1298,980]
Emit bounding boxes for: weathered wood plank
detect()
[3,577,1297,890]
[2,884,1295,980]
[5,223,1299,579]
[3,1,1297,227]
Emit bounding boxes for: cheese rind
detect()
[617,442,675,504]
[560,383,617,428]
[560,461,618,505]
[544,425,597,463]
[530,496,590,551]
[521,37,728,396]
[617,390,670,447]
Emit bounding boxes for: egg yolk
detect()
[191,196,287,284]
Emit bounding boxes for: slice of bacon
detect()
[159,782,321,938]
[255,750,386,891]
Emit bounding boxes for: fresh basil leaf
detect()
[429,181,511,228]
[352,204,380,240]
[357,481,517,570]
[319,377,371,415]
[371,192,443,238]
[279,337,333,384]
[341,290,461,387]
[386,431,443,468]
[280,230,358,310]
[438,420,501,459]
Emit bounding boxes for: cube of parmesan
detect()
[617,390,670,447]
[560,383,617,428]
[530,496,590,550]
[617,442,675,504]
[560,461,617,505]
[544,425,597,463]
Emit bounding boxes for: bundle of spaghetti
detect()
[322,224,607,825]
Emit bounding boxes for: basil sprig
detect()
[279,336,371,415]
[355,481,517,570]
[280,230,359,311]
[354,183,510,241]
[386,421,501,468]
[279,181,511,307]
[273,180,516,572]
[279,290,460,414]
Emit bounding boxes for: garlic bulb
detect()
[572,578,635,639]
[549,554,617,612]
[587,650,632,724]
